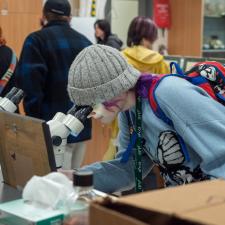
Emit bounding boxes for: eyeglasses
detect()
[102,98,123,112]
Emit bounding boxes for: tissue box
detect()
[0,199,66,225]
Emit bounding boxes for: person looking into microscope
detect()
[15,0,92,169]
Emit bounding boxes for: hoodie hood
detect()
[107,34,123,47]
[98,34,123,50]
[122,45,166,73]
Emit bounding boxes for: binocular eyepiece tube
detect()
[5,87,24,105]
[67,105,93,123]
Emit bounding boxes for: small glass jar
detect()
[65,170,96,225]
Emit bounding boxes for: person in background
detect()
[122,16,169,74]
[14,0,92,169]
[94,19,123,162]
[158,44,168,56]
[0,26,17,97]
[122,16,169,190]
[62,44,225,195]
[94,19,123,50]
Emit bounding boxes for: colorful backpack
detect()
[148,61,225,161]
[121,61,225,192]
[121,61,225,163]
[149,61,225,125]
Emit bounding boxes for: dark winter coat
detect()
[0,45,16,96]
[98,34,123,50]
[14,20,92,142]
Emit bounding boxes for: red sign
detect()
[153,0,171,29]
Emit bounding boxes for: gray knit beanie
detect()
[68,44,141,106]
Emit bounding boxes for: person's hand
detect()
[64,214,88,225]
[58,169,74,180]
[64,217,79,225]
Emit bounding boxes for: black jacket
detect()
[0,45,16,97]
[98,34,123,50]
[14,20,92,142]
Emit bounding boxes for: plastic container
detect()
[65,170,96,225]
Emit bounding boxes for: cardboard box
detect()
[90,179,225,225]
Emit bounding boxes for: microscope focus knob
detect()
[52,136,62,146]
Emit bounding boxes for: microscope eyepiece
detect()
[74,106,93,123]
[0,87,24,112]
[67,105,93,123]
[67,105,80,115]
[5,87,19,100]
[10,89,24,105]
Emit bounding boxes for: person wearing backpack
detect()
[62,44,225,194]
[103,17,169,162]
[122,16,169,74]
[0,26,17,97]
[102,16,170,190]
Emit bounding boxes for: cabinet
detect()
[168,0,203,57]
[83,120,111,165]
[202,0,225,58]
[167,0,225,58]
[0,0,42,57]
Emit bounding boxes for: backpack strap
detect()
[148,73,186,126]
[170,61,184,75]
[148,72,190,162]
[120,74,155,164]
[0,51,17,95]
[120,111,137,163]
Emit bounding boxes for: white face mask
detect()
[88,103,118,124]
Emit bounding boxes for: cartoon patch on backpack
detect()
[198,64,217,81]
[156,130,210,186]
[157,130,185,168]
[186,61,225,104]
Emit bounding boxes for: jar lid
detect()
[73,170,93,187]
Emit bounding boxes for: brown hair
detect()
[127,16,158,47]
[94,19,111,42]
[0,26,6,45]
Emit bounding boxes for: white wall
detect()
[70,17,96,43]
[111,0,138,48]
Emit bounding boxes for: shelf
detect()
[204,15,225,18]
[202,49,225,52]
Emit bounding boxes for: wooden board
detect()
[0,111,56,188]
[0,0,42,56]
[168,0,204,57]
[83,120,111,165]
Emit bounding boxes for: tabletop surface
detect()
[0,167,21,203]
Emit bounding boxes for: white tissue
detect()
[22,172,76,210]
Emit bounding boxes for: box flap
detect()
[90,203,148,225]
[118,179,225,224]
[179,204,225,225]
